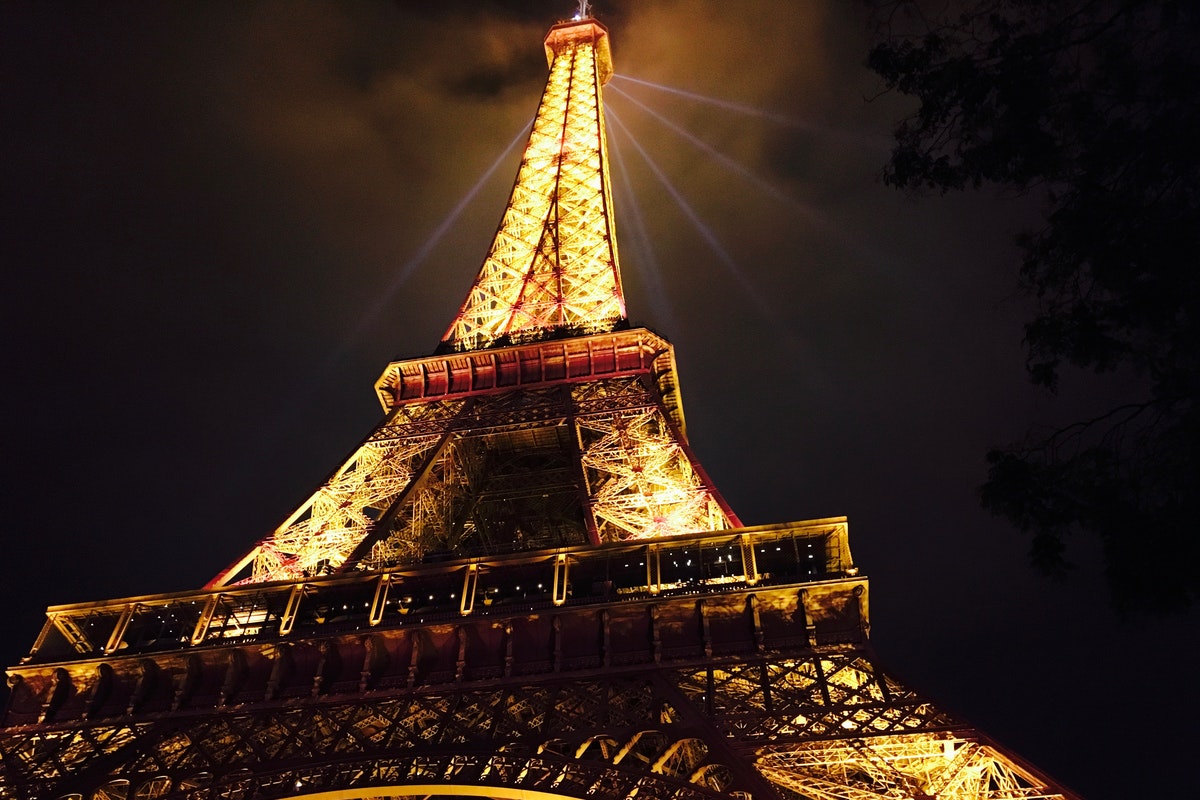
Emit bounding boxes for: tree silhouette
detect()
[867,0,1200,613]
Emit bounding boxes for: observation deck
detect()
[7,519,862,727]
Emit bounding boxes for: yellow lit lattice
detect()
[757,735,1068,800]
[578,407,731,540]
[443,21,624,352]
[224,400,467,584]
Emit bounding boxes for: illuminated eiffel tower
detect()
[1,6,1081,800]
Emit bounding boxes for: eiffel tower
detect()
[1,6,1082,800]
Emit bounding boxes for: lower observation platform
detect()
[8,518,859,724]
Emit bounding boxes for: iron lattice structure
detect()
[1,13,1081,800]
[442,19,624,352]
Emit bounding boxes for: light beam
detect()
[613,73,814,129]
[608,118,681,335]
[606,108,789,339]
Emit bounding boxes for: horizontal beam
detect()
[23,519,853,666]
[374,329,681,423]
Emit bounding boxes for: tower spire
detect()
[442,16,623,352]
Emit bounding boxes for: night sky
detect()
[3,2,1196,798]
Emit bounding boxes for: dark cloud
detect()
[2,2,1196,799]
[395,0,572,24]
[440,50,547,99]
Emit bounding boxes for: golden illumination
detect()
[443,20,624,352]
[214,329,737,585]
[577,401,731,539]
[210,399,467,584]
[758,735,1065,800]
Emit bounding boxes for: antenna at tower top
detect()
[574,1,591,21]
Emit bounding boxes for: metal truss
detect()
[208,399,471,586]
[0,650,1073,800]
[443,20,624,352]
[360,375,735,567]
[577,403,731,540]
[757,737,1066,800]
[212,360,737,586]
[5,538,1075,800]
[0,670,749,799]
